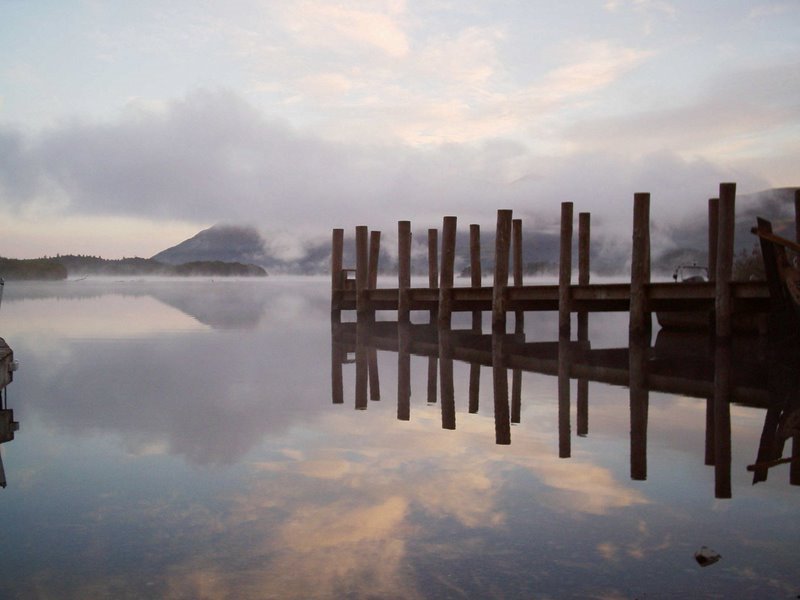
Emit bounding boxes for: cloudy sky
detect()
[1,0,798,258]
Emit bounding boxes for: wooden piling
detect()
[557,336,571,458]
[493,210,513,332]
[558,203,574,340]
[355,318,369,410]
[629,194,650,339]
[708,198,719,281]
[577,378,588,436]
[427,356,438,404]
[368,231,381,290]
[512,218,524,335]
[439,217,457,328]
[368,347,380,401]
[715,183,736,340]
[713,342,732,498]
[355,226,369,318]
[629,334,649,480]
[577,212,590,341]
[468,363,480,413]
[398,322,411,421]
[470,224,482,332]
[428,228,439,322]
[492,330,511,445]
[331,333,344,404]
[331,228,344,320]
[440,329,456,429]
[398,221,412,324]
[511,369,521,424]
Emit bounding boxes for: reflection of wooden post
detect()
[331,228,344,321]
[356,226,369,319]
[426,356,438,404]
[511,369,521,424]
[428,228,439,323]
[439,217,457,329]
[715,183,736,341]
[368,347,380,401]
[440,329,456,429]
[577,378,588,436]
[331,332,344,404]
[557,336,571,457]
[559,203,573,340]
[468,363,480,413]
[355,318,369,410]
[470,224,482,332]
[492,330,511,445]
[577,212,590,341]
[713,342,732,498]
[398,221,412,324]
[398,322,411,421]
[368,230,381,290]
[629,334,649,480]
[630,193,650,340]
[493,210,513,332]
[708,198,719,281]
[512,218,524,335]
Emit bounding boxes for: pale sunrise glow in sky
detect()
[1,1,798,258]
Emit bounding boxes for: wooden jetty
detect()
[0,337,19,489]
[331,184,779,339]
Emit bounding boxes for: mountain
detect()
[152,188,798,277]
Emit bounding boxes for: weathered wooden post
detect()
[577,378,588,437]
[331,334,344,404]
[439,329,456,430]
[355,225,369,319]
[470,224,482,332]
[559,202,574,340]
[398,321,411,421]
[629,333,648,480]
[331,228,344,321]
[468,363,480,413]
[427,355,438,404]
[708,198,719,281]
[398,221,412,324]
[428,228,439,323]
[492,329,511,445]
[629,193,650,340]
[493,210,513,332]
[355,318,369,410]
[511,369,521,424]
[715,183,736,340]
[512,218,524,336]
[368,347,380,401]
[557,336,571,458]
[368,231,381,290]
[439,217,457,328]
[577,212,590,341]
[713,342,732,498]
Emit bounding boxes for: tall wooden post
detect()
[368,230,381,289]
[398,321,411,421]
[512,218,524,336]
[468,363,480,413]
[470,224,482,332]
[492,329,511,445]
[629,333,649,480]
[558,203,574,340]
[427,356,438,404]
[629,194,650,340]
[439,329,456,430]
[577,212,590,341]
[708,198,719,281]
[428,228,439,323]
[713,342,732,498]
[715,183,736,341]
[331,228,344,321]
[557,336,571,458]
[355,226,369,319]
[493,210,513,332]
[439,217,457,329]
[355,318,369,410]
[398,221,412,324]
[331,334,344,404]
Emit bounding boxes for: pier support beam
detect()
[439,217,457,328]
[558,203,574,340]
[577,212,590,341]
[512,218,524,336]
[470,224,482,332]
[398,221,411,324]
[708,198,719,281]
[331,228,344,321]
[356,226,369,319]
[428,228,439,322]
[493,210,513,332]
[715,183,736,341]
[629,194,651,340]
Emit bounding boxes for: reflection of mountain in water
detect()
[332,320,800,498]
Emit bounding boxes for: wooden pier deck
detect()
[330,184,785,340]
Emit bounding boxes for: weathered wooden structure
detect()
[330,184,776,341]
[0,337,18,489]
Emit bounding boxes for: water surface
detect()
[0,278,797,599]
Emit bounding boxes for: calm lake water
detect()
[0,278,798,599]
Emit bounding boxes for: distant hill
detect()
[150,187,798,277]
[0,257,67,280]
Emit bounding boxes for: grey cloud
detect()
[0,88,772,240]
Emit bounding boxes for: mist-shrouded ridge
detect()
[150,188,798,277]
